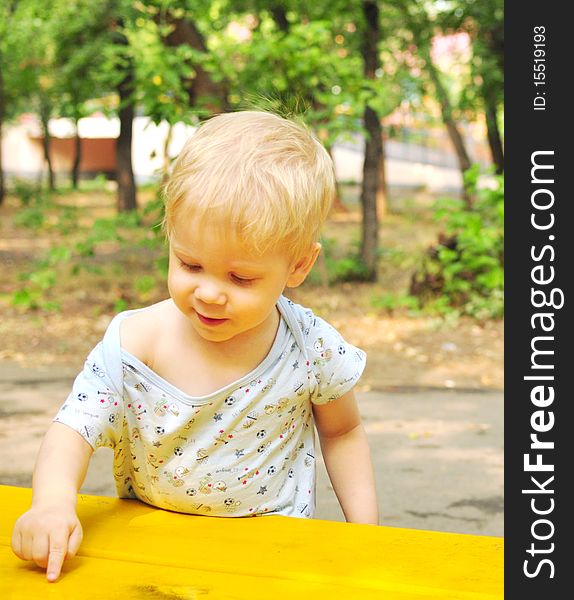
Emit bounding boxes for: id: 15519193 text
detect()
[533,26,546,111]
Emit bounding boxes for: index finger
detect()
[11,528,23,559]
[46,531,68,582]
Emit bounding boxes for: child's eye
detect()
[179,260,201,272]
[231,274,255,286]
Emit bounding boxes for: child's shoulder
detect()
[118,299,174,365]
[281,297,337,337]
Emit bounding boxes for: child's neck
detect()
[186,306,280,364]
[154,304,281,396]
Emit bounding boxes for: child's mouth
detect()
[196,312,228,326]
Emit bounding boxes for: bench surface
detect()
[0,485,502,599]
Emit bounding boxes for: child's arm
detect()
[313,389,379,525]
[11,422,94,582]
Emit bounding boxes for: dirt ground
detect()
[0,290,504,392]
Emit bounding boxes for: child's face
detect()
[167,220,305,345]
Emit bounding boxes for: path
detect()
[0,362,503,536]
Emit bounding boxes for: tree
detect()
[452,0,504,173]
[216,1,413,280]
[52,0,112,188]
[302,0,414,278]
[155,5,229,113]
[397,0,475,207]
[358,0,382,280]
[111,19,137,212]
[0,24,6,205]
[21,2,61,191]
[0,0,25,204]
[1,0,112,196]
[214,6,365,200]
[0,1,60,194]
[424,45,473,191]
[110,0,231,209]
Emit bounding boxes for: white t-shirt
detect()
[55,296,366,518]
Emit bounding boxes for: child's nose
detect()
[194,279,226,305]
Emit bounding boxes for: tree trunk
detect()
[71,116,82,189]
[110,22,137,212]
[484,90,504,174]
[359,0,382,281]
[159,14,228,112]
[270,4,289,32]
[481,22,504,175]
[116,65,137,212]
[39,101,55,191]
[361,106,381,280]
[426,59,474,207]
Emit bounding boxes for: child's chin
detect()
[193,322,235,341]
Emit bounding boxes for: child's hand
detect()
[11,504,83,582]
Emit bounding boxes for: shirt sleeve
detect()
[53,341,124,450]
[304,312,367,405]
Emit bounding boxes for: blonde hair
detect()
[162,111,335,259]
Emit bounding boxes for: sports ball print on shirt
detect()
[54,296,366,518]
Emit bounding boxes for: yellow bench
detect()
[0,485,502,599]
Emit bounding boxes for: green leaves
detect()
[217,11,371,147]
[410,167,504,319]
[13,207,45,230]
[8,193,167,312]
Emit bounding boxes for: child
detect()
[11,111,379,582]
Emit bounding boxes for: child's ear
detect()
[286,243,321,288]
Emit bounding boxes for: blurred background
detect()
[0,0,503,535]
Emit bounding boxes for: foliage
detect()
[10,178,47,207]
[13,206,46,230]
[326,255,372,283]
[212,2,416,152]
[11,243,72,311]
[437,0,504,117]
[2,0,505,297]
[308,236,371,284]
[409,166,504,319]
[119,2,211,125]
[217,13,362,146]
[370,292,420,314]
[2,0,504,165]
[10,195,167,312]
[0,1,44,120]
